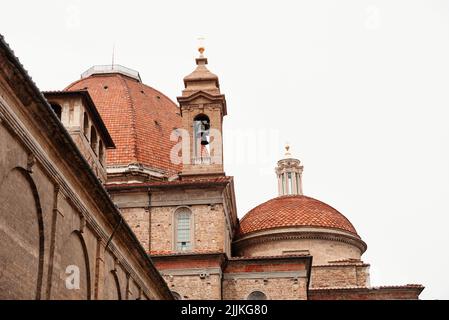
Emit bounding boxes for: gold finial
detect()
[284,143,291,157]
[197,36,205,56]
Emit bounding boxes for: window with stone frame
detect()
[175,208,192,251]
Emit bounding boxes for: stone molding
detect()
[161,267,222,277]
[107,163,166,178]
[223,270,307,280]
[234,229,367,253]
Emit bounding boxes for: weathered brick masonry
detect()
[0,36,172,300]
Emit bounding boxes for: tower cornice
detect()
[177,90,227,116]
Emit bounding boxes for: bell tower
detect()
[276,145,304,196]
[177,46,227,178]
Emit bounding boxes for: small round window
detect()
[247,291,267,300]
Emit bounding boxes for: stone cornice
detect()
[223,270,307,280]
[151,252,225,260]
[309,285,424,293]
[234,230,367,253]
[177,90,227,116]
[107,163,166,178]
[160,267,222,277]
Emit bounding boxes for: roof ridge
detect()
[64,77,86,91]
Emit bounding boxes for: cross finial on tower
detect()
[197,36,205,57]
[284,143,292,157]
[112,43,115,68]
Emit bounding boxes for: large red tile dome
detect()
[239,195,359,237]
[65,66,182,176]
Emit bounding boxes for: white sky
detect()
[1,0,448,299]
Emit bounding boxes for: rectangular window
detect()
[282,174,286,194]
[176,211,192,251]
[296,173,300,194]
[288,172,293,195]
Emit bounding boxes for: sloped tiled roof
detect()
[65,73,182,176]
[239,195,359,236]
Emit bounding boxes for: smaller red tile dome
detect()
[239,195,359,237]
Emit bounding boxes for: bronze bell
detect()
[200,134,209,145]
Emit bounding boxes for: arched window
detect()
[247,291,267,300]
[83,112,89,138]
[90,126,97,153]
[193,114,210,159]
[50,103,62,120]
[172,291,182,300]
[99,140,104,164]
[175,208,192,251]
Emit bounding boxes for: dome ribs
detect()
[118,74,139,163]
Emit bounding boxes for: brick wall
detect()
[0,121,52,299]
[121,207,150,251]
[223,277,308,300]
[152,254,224,300]
[0,165,44,299]
[150,204,226,254]
[310,263,370,288]
[109,182,235,300]
[222,257,310,300]
[164,274,222,300]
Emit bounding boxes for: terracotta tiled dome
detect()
[239,195,359,237]
[65,71,182,176]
